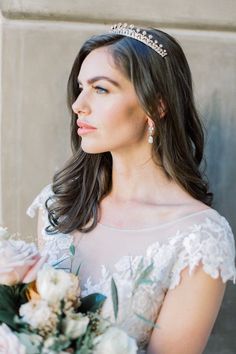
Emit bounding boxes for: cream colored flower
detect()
[0,324,26,354]
[19,299,57,330]
[93,326,138,354]
[42,336,70,354]
[36,265,80,305]
[63,313,89,339]
[0,237,43,285]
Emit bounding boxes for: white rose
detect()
[0,324,26,354]
[0,238,41,285]
[93,326,138,354]
[36,265,80,304]
[63,313,89,339]
[19,299,56,329]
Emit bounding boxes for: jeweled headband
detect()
[110,23,168,58]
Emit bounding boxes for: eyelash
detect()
[78,86,108,94]
[94,86,108,94]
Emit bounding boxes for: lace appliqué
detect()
[168,217,236,289]
[27,186,236,350]
[26,184,73,270]
[82,217,236,349]
[82,243,174,349]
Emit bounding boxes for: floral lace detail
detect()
[26,185,73,270]
[27,185,236,350]
[81,218,235,348]
[168,217,236,289]
[82,243,175,348]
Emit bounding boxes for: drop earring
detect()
[148,125,154,144]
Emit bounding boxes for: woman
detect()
[28,23,236,353]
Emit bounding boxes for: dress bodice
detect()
[27,185,236,351]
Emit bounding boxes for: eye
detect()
[94,86,108,94]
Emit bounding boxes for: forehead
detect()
[78,47,124,80]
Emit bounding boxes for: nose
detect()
[72,93,90,116]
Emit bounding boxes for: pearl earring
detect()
[148,125,154,144]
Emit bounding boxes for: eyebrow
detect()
[77,76,121,88]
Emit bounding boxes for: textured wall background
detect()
[0,0,235,352]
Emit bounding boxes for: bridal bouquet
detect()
[0,226,138,354]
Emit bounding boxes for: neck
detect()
[107,150,185,205]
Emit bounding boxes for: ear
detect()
[147,117,155,128]
[158,96,167,119]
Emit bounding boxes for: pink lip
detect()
[77,127,97,135]
[76,119,97,130]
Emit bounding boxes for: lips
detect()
[76,119,97,130]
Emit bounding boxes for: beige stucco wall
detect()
[0,1,236,352]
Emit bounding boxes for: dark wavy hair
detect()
[46,26,213,234]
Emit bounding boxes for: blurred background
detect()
[0,0,235,352]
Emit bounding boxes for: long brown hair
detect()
[46,27,212,234]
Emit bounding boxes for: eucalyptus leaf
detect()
[69,244,76,256]
[134,262,154,289]
[135,258,145,276]
[111,277,119,321]
[135,278,154,287]
[75,262,82,276]
[52,256,71,267]
[135,312,160,329]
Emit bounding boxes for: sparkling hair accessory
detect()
[110,23,167,58]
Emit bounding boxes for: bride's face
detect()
[72,46,149,154]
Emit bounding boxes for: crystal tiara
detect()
[110,23,168,58]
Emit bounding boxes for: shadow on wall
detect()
[204,91,236,234]
[206,281,236,353]
[203,92,236,354]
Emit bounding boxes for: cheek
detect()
[80,99,147,153]
[102,118,146,151]
[102,99,145,132]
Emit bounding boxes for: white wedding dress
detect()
[27,185,236,352]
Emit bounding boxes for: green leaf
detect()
[52,256,71,267]
[0,310,18,330]
[111,277,119,321]
[75,262,82,277]
[79,293,107,314]
[134,262,154,289]
[136,279,154,286]
[69,244,76,256]
[75,324,96,353]
[0,284,28,330]
[45,335,71,351]
[135,258,145,276]
[0,286,18,311]
[135,312,160,329]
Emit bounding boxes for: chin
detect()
[81,141,109,154]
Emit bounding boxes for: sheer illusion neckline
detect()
[97,208,217,232]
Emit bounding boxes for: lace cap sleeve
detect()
[26,184,73,269]
[26,184,53,218]
[169,215,236,290]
